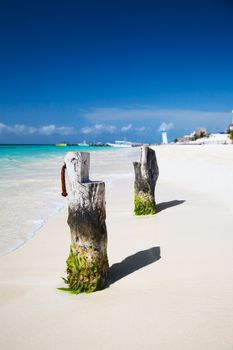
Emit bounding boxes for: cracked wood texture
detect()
[133,146,159,215]
[64,152,108,293]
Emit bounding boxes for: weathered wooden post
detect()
[133,146,159,215]
[62,152,108,293]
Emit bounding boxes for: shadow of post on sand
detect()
[156,200,185,213]
[108,247,161,286]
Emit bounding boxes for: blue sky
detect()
[0,0,233,143]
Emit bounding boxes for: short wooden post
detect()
[133,146,159,215]
[63,152,108,293]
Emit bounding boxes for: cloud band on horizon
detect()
[0,123,76,136]
[81,106,230,133]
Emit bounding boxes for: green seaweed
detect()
[57,287,79,294]
[59,246,108,294]
[134,194,156,215]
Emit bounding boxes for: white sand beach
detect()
[0,145,233,350]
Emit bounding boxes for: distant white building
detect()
[177,133,231,145]
[162,129,168,144]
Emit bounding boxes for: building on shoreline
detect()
[176,125,232,145]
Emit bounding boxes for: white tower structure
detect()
[162,129,168,144]
[229,110,233,131]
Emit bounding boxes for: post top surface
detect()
[65,151,90,161]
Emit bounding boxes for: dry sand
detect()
[0,145,233,350]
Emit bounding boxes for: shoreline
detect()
[0,146,126,256]
[1,200,66,257]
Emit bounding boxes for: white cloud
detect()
[81,126,93,134]
[39,125,76,136]
[121,124,132,132]
[95,124,116,133]
[158,122,174,132]
[0,123,7,134]
[81,124,117,134]
[0,123,37,135]
[39,125,56,135]
[13,124,37,135]
[0,123,76,136]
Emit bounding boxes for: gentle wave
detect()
[0,145,137,256]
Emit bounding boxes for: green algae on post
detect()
[60,246,108,294]
[134,194,156,216]
[133,146,159,216]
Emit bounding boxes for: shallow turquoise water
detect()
[0,144,114,255]
[0,144,110,161]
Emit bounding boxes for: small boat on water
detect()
[107,140,143,147]
[78,140,89,147]
[107,140,133,147]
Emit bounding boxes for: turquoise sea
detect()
[0,144,111,160]
[0,144,114,255]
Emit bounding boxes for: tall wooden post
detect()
[133,146,159,215]
[63,152,108,293]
